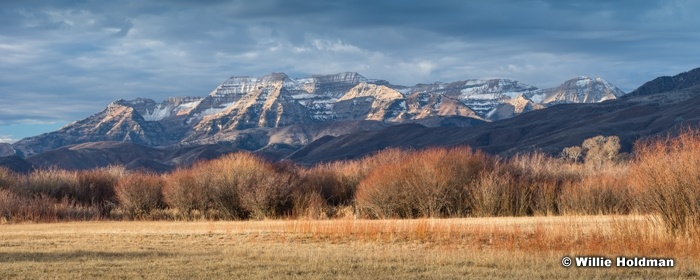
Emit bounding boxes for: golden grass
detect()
[1,216,698,279]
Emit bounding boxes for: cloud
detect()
[0,136,15,144]
[0,0,699,133]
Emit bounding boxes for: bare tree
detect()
[561,146,583,163]
[582,135,621,168]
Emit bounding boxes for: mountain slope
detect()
[13,101,173,156]
[12,72,626,158]
[627,67,700,96]
[27,142,238,172]
[486,94,545,121]
[288,84,700,165]
[0,155,33,173]
[536,76,625,104]
[404,79,538,117]
[0,143,19,157]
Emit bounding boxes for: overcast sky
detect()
[1,0,699,142]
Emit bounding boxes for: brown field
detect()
[1,216,698,279]
[2,132,700,278]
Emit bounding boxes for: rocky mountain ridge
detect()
[12,72,624,157]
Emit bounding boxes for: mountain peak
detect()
[260,72,292,83]
[542,76,625,104]
[574,76,592,86]
[11,71,627,159]
[311,72,367,84]
[111,98,157,108]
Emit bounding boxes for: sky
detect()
[1,0,699,143]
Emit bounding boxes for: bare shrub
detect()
[510,152,581,179]
[505,153,583,216]
[11,167,124,220]
[76,167,124,217]
[16,168,79,200]
[528,177,562,216]
[356,147,491,218]
[0,167,17,190]
[0,189,20,222]
[291,189,329,219]
[292,168,340,219]
[164,168,214,217]
[205,152,269,219]
[469,164,533,217]
[165,152,300,220]
[291,149,412,219]
[629,130,700,235]
[357,148,411,174]
[207,168,247,220]
[239,162,301,219]
[355,163,413,218]
[0,189,100,223]
[468,166,511,217]
[115,172,165,219]
[301,166,355,206]
[558,172,632,215]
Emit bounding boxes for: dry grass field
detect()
[1,215,698,279]
[3,132,700,278]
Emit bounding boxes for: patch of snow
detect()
[529,93,546,103]
[142,105,172,121]
[201,107,226,116]
[460,86,487,96]
[283,79,299,89]
[465,93,502,100]
[312,98,337,104]
[599,96,613,102]
[222,101,236,108]
[296,78,315,84]
[418,94,430,102]
[177,101,200,110]
[485,108,497,118]
[502,92,522,99]
[576,77,592,87]
[397,88,413,95]
[292,93,317,99]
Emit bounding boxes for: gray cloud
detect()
[1,0,699,136]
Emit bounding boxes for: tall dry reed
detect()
[629,130,700,235]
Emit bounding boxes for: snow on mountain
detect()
[11,72,626,157]
[333,82,406,121]
[13,100,173,156]
[486,94,545,121]
[191,74,314,135]
[139,97,204,121]
[403,79,539,117]
[539,76,625,104]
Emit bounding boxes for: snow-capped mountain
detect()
[12,72,626,156]
[533,76,625,105]
[404,79,539,117]
[13,100,174,156]
[486,94,545,121]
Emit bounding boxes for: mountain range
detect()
[5,67,697,172]
[288,68,700,164]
